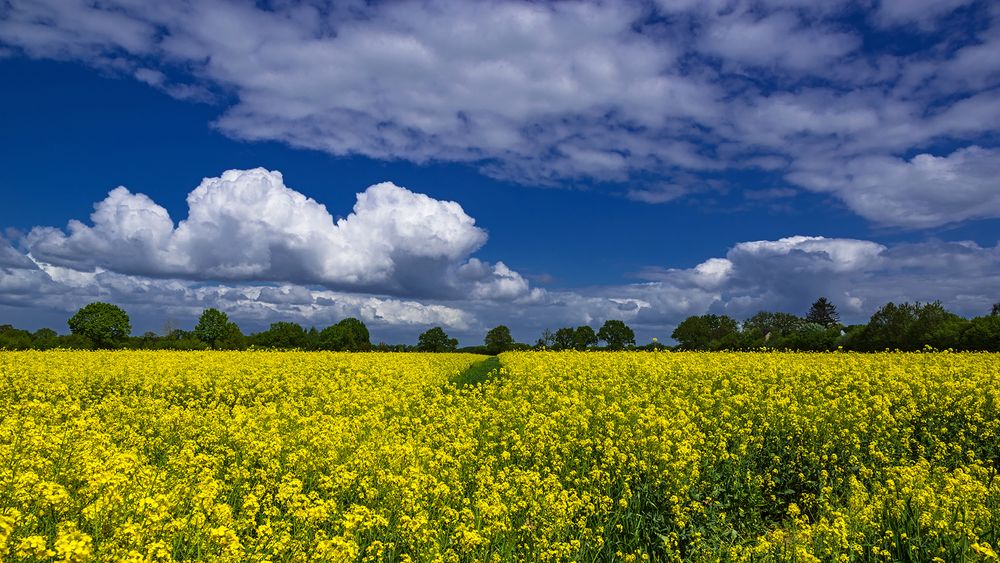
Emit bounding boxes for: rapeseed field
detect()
[0,350,997,561]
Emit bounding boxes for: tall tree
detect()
[552,327,576,350]
[484,325,514,355]
[67,302,131,348]
[572,325,598,350]
[805,297,840,327]
[597,320,636,350]
[317,324,349,351]
[992,302,1000,317]
[194,308,230,348]
[417,327,458,352]
[336,318,371,351]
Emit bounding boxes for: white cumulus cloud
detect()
[24,168,523,299]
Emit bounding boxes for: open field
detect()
[0,351,997,562]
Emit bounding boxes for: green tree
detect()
[671,315,738,350]
[194,308,231,348]
[910,302,966,349]
[856,302,916,351]
[0,325,32,350]
[992,303,1000,317]
[253,322,307,349]
[316,318,371,351]
[484,325,514,355]
[552,327,576,350]
[317,324,350,351]
[854,301,962,351]
[572,325,598,350]
[215,322,246,350]
[67,302,131,348]
[775,323,840,351]
[337,318,371,351]
[960,315,1000,351]
[31,328,59,350]
[597,320,636,350]
[417,327,458,352]
[743,311,804,340]
[805,297,840,327]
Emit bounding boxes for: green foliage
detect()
[317,324,349,351]
[960,315,1000,351]
[253,322,307,349]
[805,297,840,327]
[215,322,246,350]
[67,302,131,348]
[671,315,738,350]
[484,325,514,355]
[316,318,371,351]
[534,329,555,350]
[338,318,371,351]
[417,327,458,352]
[572,325,598,350]
[552,327,576,350]
[597,319,636,350]
[31,328,59,350]
[855,301,965,351]
[773,324,842,351]
[743,311,804,339]
[0,325,33,350]
[194,308,231,348]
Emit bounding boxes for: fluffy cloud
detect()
[788,146,1000,228]
[2,0,997,227]
[24,168,526,298]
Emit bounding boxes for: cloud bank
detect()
[2,0,998,228]
[3,171,998,343]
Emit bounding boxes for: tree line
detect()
[670,298,1000,352]
[2,298,998,352]
[0,301,641,354]
[0,303,379,351]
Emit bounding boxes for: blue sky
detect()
[1,0,998,345]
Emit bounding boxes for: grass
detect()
[450,356,501,387]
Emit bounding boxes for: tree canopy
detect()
[598,320,636,350]
[67,302,131,348]
[805,297,840,328]
[194,308,230,348]
[573,325,598,350]
[254,322,307,349]
[315,317,371,351]
[484,325,514,355]
[417,327,458,352]
[671,314,738,350]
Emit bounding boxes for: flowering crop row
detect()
[0,350,997,561]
